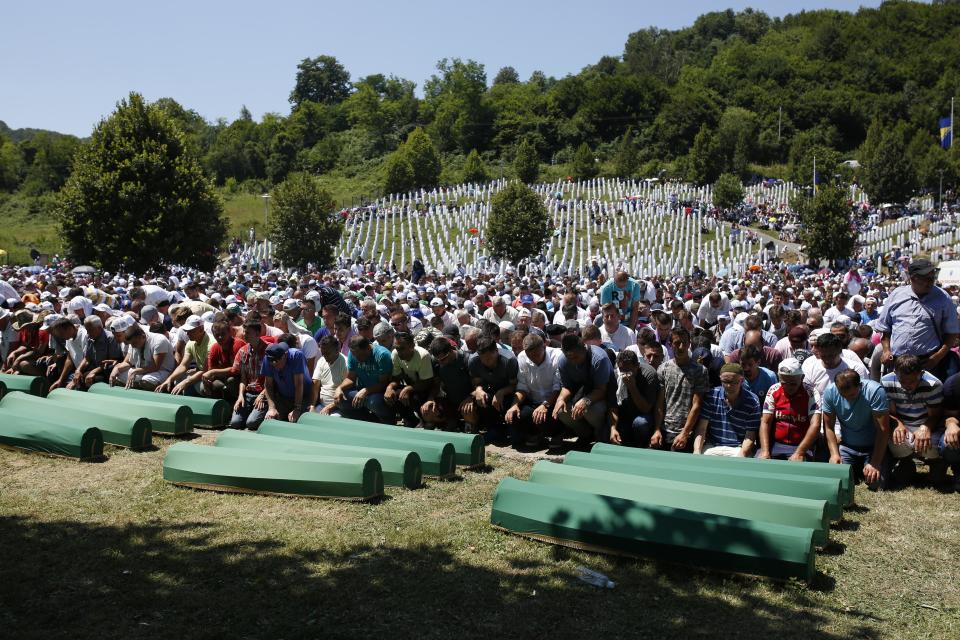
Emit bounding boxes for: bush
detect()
[486,182,549,264]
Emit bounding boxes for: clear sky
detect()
[1,0,881,137]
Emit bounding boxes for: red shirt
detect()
[206,337,246,371]
[231,336,275,394]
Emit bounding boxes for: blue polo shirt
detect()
[259,347,312,400]
[699,385,761,447]
[347,344,393,389]
[874,284,960,356]
[744,367,777,403]
[821,380,889,449]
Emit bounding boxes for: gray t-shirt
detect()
[657,358,710,437]
[129,332,176,374]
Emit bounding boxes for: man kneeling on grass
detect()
[822,369,890,490]
[693,363,760,457]
[262,341,311,423]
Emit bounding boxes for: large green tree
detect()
[486,182,549,264]
[402,128,441,189]
[713,173,745,210]
[571,142,599,179]
[796,184,854,265]
[269,172,342,269]
[461,149,489,183]
[862,123,917,204]
[57,93,226,271]
[513,139,540,183]
[289,55,352,107]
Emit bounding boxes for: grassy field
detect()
[1,434,957,640]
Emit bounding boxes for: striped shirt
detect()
[880,371,942,429]
[700,385,761,447]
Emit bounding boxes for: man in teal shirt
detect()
[822,369,890,490]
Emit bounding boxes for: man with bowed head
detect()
[261,341,312,423]
[757,358,822,461]
[822,370,891,490]
[692,363,761,457]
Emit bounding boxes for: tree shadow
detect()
[0,513,856,640]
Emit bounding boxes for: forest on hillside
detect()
[1,0,959,200]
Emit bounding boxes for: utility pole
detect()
[777,105,782,143]
[951,96,955,149]
[261,193,271,227]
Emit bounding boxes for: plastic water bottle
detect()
[575,565,615,588]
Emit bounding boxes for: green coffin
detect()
[258,420,456,478]
[0,392,152,450]
[0,373,45,397]
[215,428,422,489]
[163,442,384,500]
[590,443,855,506]
[564,451,844,521]
[297,412,485,467]
[491,478,816,582]
[46,388,192,435]
[529,461,830,545]
[0,408,104,459]
[87,383,229,427]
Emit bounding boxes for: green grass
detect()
[1,436,958,640]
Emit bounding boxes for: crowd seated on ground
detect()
[2,253,960,492]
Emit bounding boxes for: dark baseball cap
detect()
[908,259,936,276]
[265,342,289,361]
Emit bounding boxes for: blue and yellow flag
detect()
[941,117,953,149]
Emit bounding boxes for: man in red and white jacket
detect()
[757,358,822,461]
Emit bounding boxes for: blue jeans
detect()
[230,391,267,430]
[620,412,654,448]
[839,444,890,490]
[935,431,960,470]
[338,389,395,423]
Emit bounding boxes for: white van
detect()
[938,260,960,288]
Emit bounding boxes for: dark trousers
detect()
[509,403,561,444]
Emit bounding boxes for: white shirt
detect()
[312,352,348,407]
[600,323,636,351]
[65,326,88,368]
[801,351,870,395]
[516,346,562,404]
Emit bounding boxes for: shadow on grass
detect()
[0,514,853,640]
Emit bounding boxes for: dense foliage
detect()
[796,184,856,264]
[3,2,960,208]
[269,172,342,269]
[56,93,226,271]
[486,182,550,264]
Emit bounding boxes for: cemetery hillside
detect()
[2,1,960,264]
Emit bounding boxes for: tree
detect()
[713,173,745,210]
[796,184,854,265]
[493,66,520,85]
[57,92,226,271]
[269,172,342,269]
[683,124,722,184]
[613,128,640,177]
[461,149,489,183]
[403,128,441,189]
[571,142,599,179]
[289,55,352,107]
[486,182,549,264]
[513,139,540,183]
[0,135,25,191]
[383,151,414,195]
[862,123,917,204]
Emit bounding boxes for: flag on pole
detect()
[940,117,953,150]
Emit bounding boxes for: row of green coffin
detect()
[87,383,230,427]
[163,441,385,500]
[216,428,423,489]
[0,407,104,459]
[0,373,44,397]
[0,392,152,450]
[491,448,855,582]
[260,420,457,478]
[46,388,192,436]
[296,412,485,467]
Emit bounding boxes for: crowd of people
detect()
[2,250,959,492]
